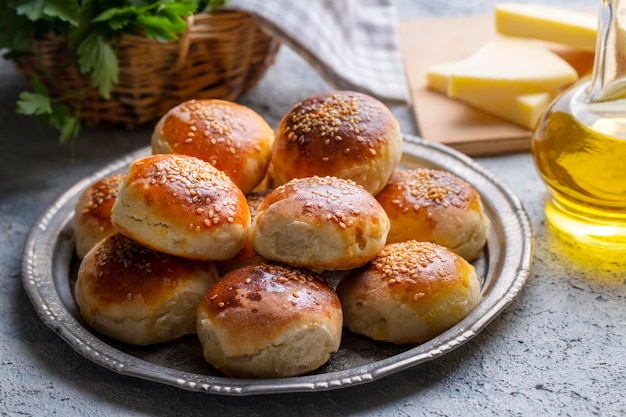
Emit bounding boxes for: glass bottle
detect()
[531,0,626,248]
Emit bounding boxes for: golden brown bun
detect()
[74,173,125,259]
[270,91,402,195]
[376,168,490,261]
[110,154,250,261]
[214,190,270,276]
[336,241,481,345]
[75,233,219,346]
[196,263,342,378]
[151,99,274,195]
[249,176,390,271]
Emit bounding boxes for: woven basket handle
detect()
[171,14,194,73]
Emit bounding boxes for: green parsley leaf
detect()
[76,32,119,99]
[48,102,70,129]
[16,0,80,25]
[47,103,80,147]
[15,0,45,21]
[3,0,230,157]
[58,114,81,144]
[66,0,98,48]
[136,14,183,42]
[16,91,52,115]
[92,6,137,30]
[159,1,197,19]
[0,3,32,54]
[30,75,50,96]
[42,0,80,25]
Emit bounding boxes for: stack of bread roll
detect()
[73,91,490,378]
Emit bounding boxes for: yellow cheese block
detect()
[468,92,552,130]
[495,2,597,52]
[426,61,456,94]
[447,36,578,99]
[426,60,553,130]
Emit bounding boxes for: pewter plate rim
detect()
[21,135,534,396]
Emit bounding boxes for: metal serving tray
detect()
[22,135,534,396]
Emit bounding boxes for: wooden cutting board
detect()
[398,14,595,156]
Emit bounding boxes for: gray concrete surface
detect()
[2,1,625,416]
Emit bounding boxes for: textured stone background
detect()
[2,0,625,416]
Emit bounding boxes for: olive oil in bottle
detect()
[531,0,626,248]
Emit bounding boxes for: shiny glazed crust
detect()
[249,176,390,270]
[110,154,250,261]
[270,91,402,195]
[151,99,274,195]
[75,234,219,346]
[74,173,126,259]
[376,168,490,261]
[337,241,481,345]
[196,263,343,378]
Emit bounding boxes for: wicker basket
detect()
[17,10,280,129]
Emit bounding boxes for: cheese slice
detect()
[426,61,457,94]
[469,92,552,130]
[495,3,597,52]
[426,60,553,130]
[447,36,578,99]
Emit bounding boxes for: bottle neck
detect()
[587,0,626,102]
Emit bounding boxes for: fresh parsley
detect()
[1,0,227,154]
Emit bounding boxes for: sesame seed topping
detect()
[246,191,269,220]
[94,234,172,274]
[284,93,375,150]
[134,155,244,230]
[270,175,378,231]
[382,168,473,212]
[372,241,450,288]
[176,100,237,141]
[255,263,323,287]
[413,292,425,301]
[82,174,125,212]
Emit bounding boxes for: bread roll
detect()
[111,154,250,261]
[74,173,125,259]
[337,240,481,345]
[196,263,343,378]
[152,99,274,195]
[249,176,390,271]
[270,91,402,195]
[75,233,219,346]
[376,168,490,261]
